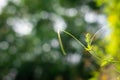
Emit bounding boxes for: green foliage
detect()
[58,28,120,78]
[2,0,120,79]
[85,33,92,51]
[57,31,66,55]
[0,0,101,80]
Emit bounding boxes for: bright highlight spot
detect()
[0,0,8,14]
[51,39,59,48]
[7,17,33,36]
[85,12,97,23]
[50,14,67,32]
[97,14,107,25]
[65,8,77,17]
[67,53,81,65]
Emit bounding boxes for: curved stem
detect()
[89,49,101,61]
[63,30,86,48]
[57,31,66,55]
[90,27,105,45]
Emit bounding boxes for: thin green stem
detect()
[62,30,86,48]
[57,31,66,55]
[90,27,105,45]
[58,30,102,60]
[89,49,101,61]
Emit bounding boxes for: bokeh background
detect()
[0,0,120,80]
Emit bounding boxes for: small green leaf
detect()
[101,60,108,67]
[85,33,92,51]
[85,33,91,43]
[85,45,92,51]
[101,57,114,67]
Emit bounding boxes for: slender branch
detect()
[90,27,105,45]
[62,30,86,48]
[89,49,101,61]
[57,31,66,55]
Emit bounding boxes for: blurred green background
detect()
[0,0,119,80]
